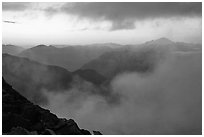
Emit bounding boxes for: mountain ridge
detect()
[2,77,102,135]
[18,44,114,71]
[3,53,107,104]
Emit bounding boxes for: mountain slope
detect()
[143,37,201,52]
[73,69,107,85]
[3,53,108,104]
[3,53,73,104]
[3,44,25,55]
[82,38,201,78]
[18,44,114,71]
[3,77,101,135]
[82,47,163,78]
[145,37,174,45]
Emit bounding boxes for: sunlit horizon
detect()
[2,2,202,47]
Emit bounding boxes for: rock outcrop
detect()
[2,77,102,135]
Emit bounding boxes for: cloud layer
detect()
[3,2,201,30]
[60,2,201,30]
[44,46,201,134]
[2,2,31,11]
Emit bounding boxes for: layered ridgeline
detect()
[2,53,107,105]
[81,38,201,78]
[2,38,202,134]
[4,37,201,74]
[2,77,102,135]
[18,44,119,71]
[3,38,201,105]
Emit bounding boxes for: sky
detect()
[2,2,202,47]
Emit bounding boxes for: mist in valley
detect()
[2,2,202,135]
[2,40,202,135]
[41,47,201,134]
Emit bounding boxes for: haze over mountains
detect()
[2,53,111,105]
[3,38,201,73]
[82,38,201,78]
[2,37,202,134]
[3,53,73,104]
[3,44,25,55]
[2,2,202,135]
[18,44,115,71]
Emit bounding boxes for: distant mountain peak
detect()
[156,37,173,42]
[36,44,47,47]
[145,37,174,45]
[31,45,58,49]
[30,44,51,50]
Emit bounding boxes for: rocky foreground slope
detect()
[2,77,102,135]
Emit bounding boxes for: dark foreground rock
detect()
[2,77,102,135]
[93,131,103,135]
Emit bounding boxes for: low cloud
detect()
[60,2,201,30]
[2,2,31,11]
[2,2,201,30]
[43,49,201,134]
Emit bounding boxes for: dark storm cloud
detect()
[60,2,201,30]
[2,2,202,30]
[2,2,30,11]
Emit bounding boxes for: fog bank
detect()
[43,50,201,134]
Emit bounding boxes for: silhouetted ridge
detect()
[35,44,47,47]
[2,77,102,135]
